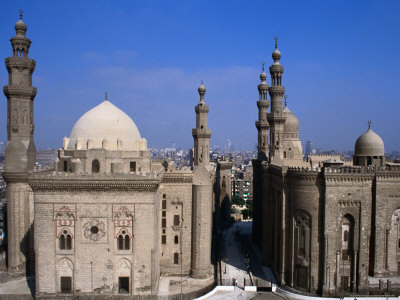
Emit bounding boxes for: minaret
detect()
[255,63,270,161]
[267,37,286,162]
[192,81,211,167]
[3,10,37,271]
[190,82,213,278]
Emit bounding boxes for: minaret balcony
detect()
[257,100,269,108]
[3,85,37,98]
[268,86,285,96]
[255,120,269,130]
[195,105,209,113]
[267,112,287,123]
[192,128,211,138]
[5,57,36,72]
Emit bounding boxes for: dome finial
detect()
[198,80,206,101]
[368,120,371,129]
[105,91,108,101]
[284,94,287,107]
[274,36,278,49]
[262,62,265,72]
[19,9,23,20]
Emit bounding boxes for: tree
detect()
[231,195,245,206]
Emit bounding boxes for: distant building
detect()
[232,168,253,203]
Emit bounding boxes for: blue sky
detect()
[0,1,399,152]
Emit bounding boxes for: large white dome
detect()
[65,100,143,151]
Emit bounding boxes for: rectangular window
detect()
[162,200,166,210]
[162,235,166,244]
[119,277,129,294]
[174,252,179,264]
[173,215,180,226]
[162,218,166,228]
[163,194,166,199]
[162,211,166,217]
[63,161,68,172]
[130,162,136,172]
[60,276,72,293]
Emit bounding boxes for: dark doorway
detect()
[60,276,72,293]
[119,277,129,294]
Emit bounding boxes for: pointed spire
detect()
[368,120,371,130]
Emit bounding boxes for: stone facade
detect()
[252,40,400,295]
[3,16,215,298]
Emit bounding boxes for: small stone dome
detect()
[283,106,299,133]
[354,128,384,156]
[198,83,206,94]
[66,100,142,151]
[15,19,27,32]
[260,71,267,81]
[272,48,281,63]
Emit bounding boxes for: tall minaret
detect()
[255,63,270,161]
[267,37,286,162]
[190,82,213,278]
[3,10,37,271]
[192,81,211,167]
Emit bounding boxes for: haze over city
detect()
[0,0,399,152]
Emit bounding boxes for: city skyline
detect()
[0,1,399,152]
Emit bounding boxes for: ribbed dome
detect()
[283,106,299,133]
[66,100,142,151]
[354,128,384,156]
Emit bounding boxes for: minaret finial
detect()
[262,62,265,72]
[274,36,278,49]
[19,9,23,20]
[284,94,287,107]
[105,91,108,101]
[368,120,371,129]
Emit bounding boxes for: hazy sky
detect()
[0,1,399,152]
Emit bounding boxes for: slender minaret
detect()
[267,37,286,162]
[3,10,37,271]
[190,82,213,278]
[255,63,270,161]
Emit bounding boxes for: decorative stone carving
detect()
[83,219,106,241]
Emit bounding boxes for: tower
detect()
[192,81,211,167]
[255,63,270,161]
[267,37,286,162]
[190,82,213,278]
[3,11,37,271]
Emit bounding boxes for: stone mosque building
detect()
[2,15,219,298]
[252,39,400,295]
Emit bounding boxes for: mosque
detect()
[2,14,220,298]
[252,39,400,295]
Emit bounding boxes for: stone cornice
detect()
[28,179,160,192]
[2,172,28,183]
[162,172,193,184]
[28,171,162,192]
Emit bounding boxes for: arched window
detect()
[117,230,130,250]
[174,235,179,244]
[92,159,100,173]
[341,215,354,261]
[59,229,72,250]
